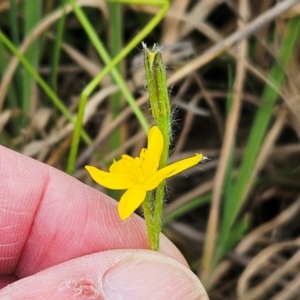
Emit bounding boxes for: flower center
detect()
[139,148,157,177]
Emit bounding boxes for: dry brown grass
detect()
[1,0,300,298]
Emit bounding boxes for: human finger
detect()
[0,146,186,282]
[0,250,208,300]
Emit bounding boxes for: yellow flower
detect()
[86,126,203,221]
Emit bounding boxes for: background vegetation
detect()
[1,0,300,299]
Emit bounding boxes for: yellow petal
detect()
[141,126,163,175]
[118,185,146,220]
[109,155,134,173]
[109,160,124,174]
[165,153,203,178]
[147,126,163,161]
[85,166,134,190]
[142,165,176,191]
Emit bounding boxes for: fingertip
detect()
[0,250,208,300]
[102,251,208,300]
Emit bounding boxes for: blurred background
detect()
[1,0,300,299]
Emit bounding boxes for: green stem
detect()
[143,192,156,249]
[143,43,171,250]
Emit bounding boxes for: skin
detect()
[0,146,208,299]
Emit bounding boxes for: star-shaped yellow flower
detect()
[86,126,203,221]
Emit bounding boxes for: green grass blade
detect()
[22,0,42,117]
[69,0,150,132]
[216,16,300,262]
[107,2,123,198]
[66,0,169,175]
[9,0,20,46]
[108,1,123,140]
[164,194,211,225]
[0,40,18,111]
[228,16,300,231]
[216,217,248,264]
[67,0,168,174]
[221,68,236,236]
[50,0,67,92]
[108,0,167,5]
[7,0,22,121]
[0,30,91,145]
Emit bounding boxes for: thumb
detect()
[0,250,208,300]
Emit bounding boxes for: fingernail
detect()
[102,253,206,300]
